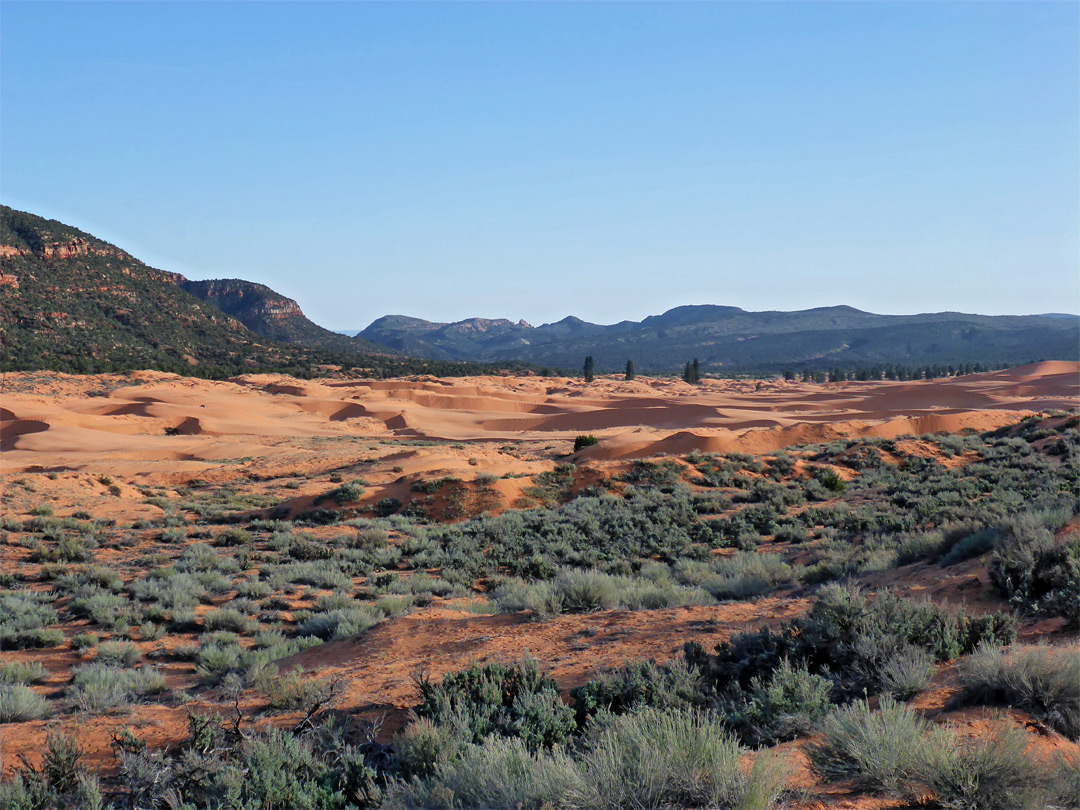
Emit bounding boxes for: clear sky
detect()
[2,2,1077,330]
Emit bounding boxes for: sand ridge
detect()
[2,363,1076,480]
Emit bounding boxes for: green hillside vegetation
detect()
[0,206,292,374]
[0,207,545,379]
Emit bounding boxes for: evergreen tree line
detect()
[578,357,1020,384]
[783,361,1016,384]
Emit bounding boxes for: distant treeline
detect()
[549,358,1021,383]
[0,343,558,380]
[782,361,1015,383]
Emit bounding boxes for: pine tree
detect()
[625,360,635,381]
[583,355,595,383]
[691,358,701,384]
[682,361,693,383]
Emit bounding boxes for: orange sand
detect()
[3,363,1075,489]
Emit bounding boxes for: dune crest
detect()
[1,365,1076,483]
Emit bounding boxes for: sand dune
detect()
[1,364,1076,486]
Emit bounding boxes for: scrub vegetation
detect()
[0,413,1077,809]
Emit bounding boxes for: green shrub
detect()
[492,579,564,619]
[194,642,241,685]
[69,665,134,712]
[573,435,599,452]
[168,608,199,632]
[264,667,334,712]
[722,658,832,745]
[188,725,380,810]
[287,537,334,561]
[0,683,50,722]
[0,590,61,649]
[94,640,140,667]
[815,468,846,493]
[917,723,1050,810]
[392,716,469,781]
[553,568,620,613]
[710,585,1015,696]
[877,646,935,701]
[1049,751,1080,810]
[0,627,65,650]
[939,527,998,566]
[580,707,789,810]
[68,589,133,631]
[496,568,707,616]
[571,657,703,727]
[70,632,98,651]
[296,605,381,640]
[129,571,206,609]
[376,595,413,617]
[704,553,793,601]
[213,527,251,547]
[236,579,272,599]
[989,523,1079,626]
[0,661,47,685]
[129,667,166,696]
[73,773,107,810]
[415,659,575,751]
[388,573,465,599]
[202,607,255,634]
[807,697,928,796]
[387,735,583,809]
[895,530,949,565]
[44,733,84,792]
[617,578,709,610]
[955,642,1080,738]
[374,497,402,517]
[160,526,187,543]
[326,481,366,505]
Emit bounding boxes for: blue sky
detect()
[2,2,1077,329]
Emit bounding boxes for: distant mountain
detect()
[359,305,1080,373]
[179,278,393,355]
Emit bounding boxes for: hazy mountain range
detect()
[354,306,1079,373]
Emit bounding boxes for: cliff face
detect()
[180,278,393,355]
[180,279,304,323]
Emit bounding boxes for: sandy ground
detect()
[2,361,1075,496]
[1,362,1077,805]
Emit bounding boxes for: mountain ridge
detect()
[358,306,1080,373]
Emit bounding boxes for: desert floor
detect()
[1,361,1077,808]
